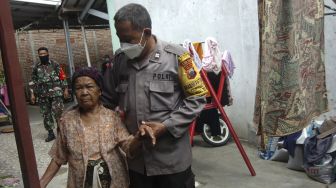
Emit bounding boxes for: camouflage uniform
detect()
[32,60,67,131]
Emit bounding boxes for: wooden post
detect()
[0,0,41,187]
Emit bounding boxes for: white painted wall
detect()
[110,0,336,140]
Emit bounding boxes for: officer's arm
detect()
[102,58,119,110]
[164,54,207,139]
[31,66,38,90]
[162,95,206,138]
[31,66,38,103]
[57,65,69,98]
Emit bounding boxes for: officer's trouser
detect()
[129,166,195,188]
[39,96,64,131]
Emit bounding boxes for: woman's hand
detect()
[136,124,156,146]
[39,159,61,188]
[129,125,156,158]
[140,121,167,138]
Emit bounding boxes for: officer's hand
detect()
[114,106,125,122]
[63,88,70,99]
[30,94,36,104]
[140,121,167,138]
[137,124,156,146]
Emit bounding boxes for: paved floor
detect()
[0,104,334,188]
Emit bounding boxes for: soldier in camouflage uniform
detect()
[31,47,69,142]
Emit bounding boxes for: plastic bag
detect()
[304,155,336,184]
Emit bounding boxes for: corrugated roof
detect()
[10,0,109,31]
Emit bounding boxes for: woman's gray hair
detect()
[114,3,152,31]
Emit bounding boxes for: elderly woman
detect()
[40,67,155,188]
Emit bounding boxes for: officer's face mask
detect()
[39,55,49,64]
[120,31,147,59]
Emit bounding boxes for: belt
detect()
[85,159,111,188]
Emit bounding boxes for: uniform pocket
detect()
[149,81,175,111]
[116,83,129,112]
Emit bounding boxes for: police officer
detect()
[102,4,207,188]
[31,47,69,142]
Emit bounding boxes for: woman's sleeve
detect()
[48,118,69,165]
[113,114,134,157]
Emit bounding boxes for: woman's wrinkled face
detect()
[74,76,101,110]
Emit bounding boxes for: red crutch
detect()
[190,65,256,176]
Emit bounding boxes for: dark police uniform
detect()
[102,37,206,186]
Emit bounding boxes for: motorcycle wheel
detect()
[201,118,231,147]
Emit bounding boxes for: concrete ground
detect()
[0,104,333,188]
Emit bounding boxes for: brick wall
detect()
[1,28,113,85]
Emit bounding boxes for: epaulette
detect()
[114,48,124,56]
[164,43,188,56]
[111,48,125,66]
[34,62,41,67]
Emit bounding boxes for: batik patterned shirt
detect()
[49,105,133,188]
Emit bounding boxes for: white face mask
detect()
[120,31,147,59]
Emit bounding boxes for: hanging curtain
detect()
[254,0,328,148]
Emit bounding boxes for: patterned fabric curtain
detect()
[255,0,328,148]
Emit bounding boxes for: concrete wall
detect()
[324,0,336,119]
[111,0,336,140]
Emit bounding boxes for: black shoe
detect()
[45,131,55,142]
